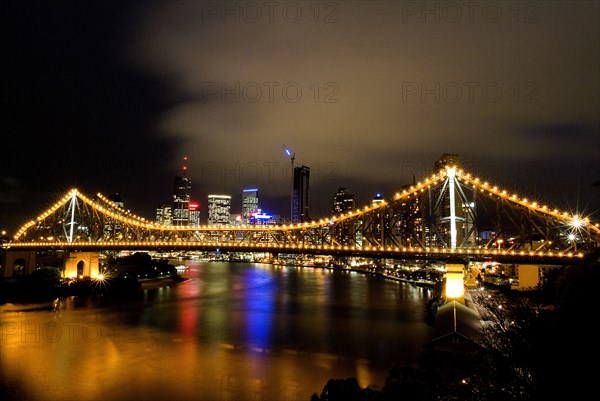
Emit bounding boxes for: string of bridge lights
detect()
[5,239,586,259]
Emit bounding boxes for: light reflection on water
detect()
[0,262,434,401]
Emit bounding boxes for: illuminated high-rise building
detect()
[207,195,231,225]
[363,192,386,246]
[332,188,356,245]
[332,187,355,214]
[395,182,425,248]
[189,201,201,226]
[292,165,310,223]
[156,205,172,225]
[371,192,385,206]
[242,189,259,224]
[434,153,461,172]
[172,156,192,226]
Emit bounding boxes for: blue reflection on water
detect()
[243,266,275,349]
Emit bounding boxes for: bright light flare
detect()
[571,218,583,229]
[445,264,464,299]
[446,277,464,298]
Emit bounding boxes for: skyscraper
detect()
[172,157,192,226]
[242,189,259,224]
[189,201,201,226]
[332,187,355,215]
[207,195,231,225]
[371,192,385,206]
[156,204,172,225]
[333,187,356,245]
[395,183,425,248]
[434,153,461,172]
[292,165,310,223]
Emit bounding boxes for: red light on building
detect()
[189,202,200,211]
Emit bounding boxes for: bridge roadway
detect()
[3,240,590,266]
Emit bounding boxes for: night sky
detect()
[2,1,599,233]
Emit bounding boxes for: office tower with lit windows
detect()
[332,187,355,214]
[242,189,259,224]
[207,195,231,225]
[156,205,172,225]
[363,192,387,246]
[172,176,191,226]
[434,153,461,172]
[292,165,310,223]
[172,156,192,226]
[395,183,425,248]
[371,192,385,206]
[332,188,356,245]
[189,201,201,226]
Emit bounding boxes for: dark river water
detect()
[1,261,435,401]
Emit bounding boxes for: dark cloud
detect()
[1,1,184,230]
[2,0,599,231]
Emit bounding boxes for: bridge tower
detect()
[429,154,477,249]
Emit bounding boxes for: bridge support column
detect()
[444,263,465,304]
[510,264,540,290]
[1,250,37,278]
[64,252,100,279]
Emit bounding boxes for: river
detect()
[0,261,435,401]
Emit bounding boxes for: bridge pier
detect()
[443,263,465,304]
[64,252,101,279]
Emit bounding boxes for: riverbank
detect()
[302,263,439,289]
[0,274,187,306]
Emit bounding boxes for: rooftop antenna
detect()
[182,155,188,176]
[283,145,295,222]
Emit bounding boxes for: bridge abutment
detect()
[64,252,100,278]
[1,250,37,278]
[1,251,101,279]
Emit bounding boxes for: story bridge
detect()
[2,165,599,284]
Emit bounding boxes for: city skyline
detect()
[2,1,598,233]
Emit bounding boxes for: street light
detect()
[283,145,295,223]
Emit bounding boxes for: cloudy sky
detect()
[2,1,599,232]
